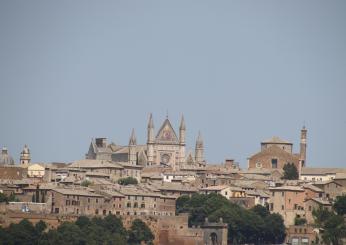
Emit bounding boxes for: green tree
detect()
[80,180,92,187]
[333,195,346,216]
[75,216,91,229]
[55,222,86,245]
[7,219,38,245]
[312,206,333,227]
[176,193,286,244]
[118,177,138,185]
[322,214,346,245]
[176,194,190,213]
[35,220,47,235]
[262,213,286,244]
[282,163,299,180]
[0,192,18,203]
[0,214,132,245]
[294,216,307,225]
[0,192,9,203]
[251,204,270,218]
[128,219,154,245]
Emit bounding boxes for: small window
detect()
[271,159,278,168]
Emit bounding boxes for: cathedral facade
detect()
[86,114,205,170]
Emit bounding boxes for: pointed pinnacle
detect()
[179,114,186,130]
[129,128,137,145]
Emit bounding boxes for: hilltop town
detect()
[0,114,345,245]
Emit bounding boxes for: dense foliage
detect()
[176,193,286,244]
[294,216,307,225]
[282,163,299,180]
[117,177,138,185]
[0,215,154,245]
[312,201,346,245]
[333,195,346,216]
[128,219,154,245]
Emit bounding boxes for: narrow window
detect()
[271,159,278,168]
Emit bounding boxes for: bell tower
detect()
[195,131,204,164]
[299,126,307,176]
[147,113,155,165]
[20,144,31,166]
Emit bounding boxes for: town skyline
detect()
[1,1,345,167]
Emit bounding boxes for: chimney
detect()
[225,159,234,169]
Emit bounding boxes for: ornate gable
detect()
[155,118,179,144]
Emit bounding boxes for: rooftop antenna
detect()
[166,109,169,119]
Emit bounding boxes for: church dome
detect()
[0,147,15,165]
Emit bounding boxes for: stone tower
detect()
[20,144,31,165]
[147,113,155,165]
[128,129,137,165]
[299,126,307,174]
[179,115,186,165]
[195,131,204,164]
[201,217,228,245]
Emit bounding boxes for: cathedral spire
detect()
[196,131,203,147]
[148,113,154,129]
[179,114,186,131]
[195,131,204,163]
[129,128,137,146]
[147,113,155,165]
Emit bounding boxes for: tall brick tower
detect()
[299,126,307,176]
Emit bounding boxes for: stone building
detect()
[269,186,306,226]
[248,127,307,173]
[312,180,343,200]
[68,159,142,181]
[113,185,176,216]
[300,167,346,182]
[156,214,228,245]
[199,185,246,199]
[286,225,318,245]
[304,198,332,224]
[51,188,105,215]
[85,114,205,170]
[27,164,45,178]
[0,166,26,180]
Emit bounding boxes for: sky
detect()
[0,1,345,168]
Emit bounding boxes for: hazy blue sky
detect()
[1,1,345,168]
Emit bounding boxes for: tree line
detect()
[312,195,346,245]
[176,193,286,244]
[0,215,154,245]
